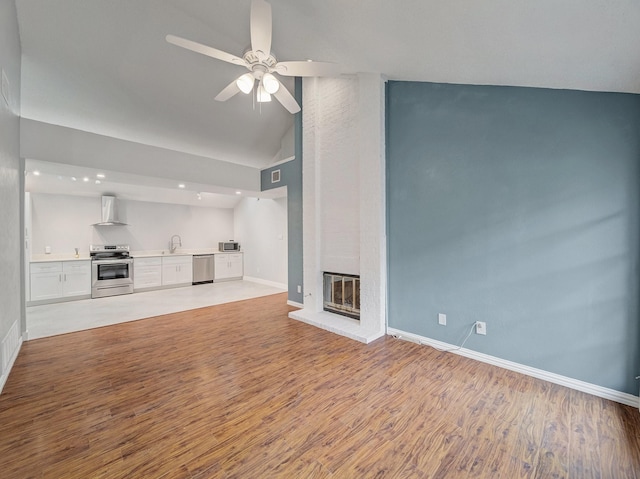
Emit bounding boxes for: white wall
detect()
[0,0,23,391]
[234,196,288,287]
[30,194,234,256]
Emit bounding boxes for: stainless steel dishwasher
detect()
[192,254,214,284]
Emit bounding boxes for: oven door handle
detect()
[92,259,133,265]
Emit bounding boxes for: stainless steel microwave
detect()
[219,241,240,252]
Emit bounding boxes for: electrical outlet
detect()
[475,321,487,335]
[297,285,301,294]
[438,313,446,326]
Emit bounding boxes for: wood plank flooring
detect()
[1,292,639,478]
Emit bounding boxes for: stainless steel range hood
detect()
[92,195,128,226]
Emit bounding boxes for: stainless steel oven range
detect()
[90,244,134,298]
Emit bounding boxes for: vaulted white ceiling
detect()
[16,0,640,172]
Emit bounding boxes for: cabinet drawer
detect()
[162,255,191,265]
[136,267,162,277]
[134,265,162,288]
[63,261,91,273]
[30,262,62,274]
[134,257,162,266]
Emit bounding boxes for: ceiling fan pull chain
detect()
[259,77,263,115]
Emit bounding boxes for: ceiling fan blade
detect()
[214,78,242,102]
[275,61,341,77]
[166,34,245,66]
[250,0,272,61]
[273,85,301,114]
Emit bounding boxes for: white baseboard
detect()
[387,327,639,408]
[1,320,23,394]
[243,276,288,290]
[287,300,303,308]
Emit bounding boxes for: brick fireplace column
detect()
[288,73,386,343]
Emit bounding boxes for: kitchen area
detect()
[88,239,242,300]
[29,243,244,305]
[25,182,289,339]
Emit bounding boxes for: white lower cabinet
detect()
[30,260,91,301]
[214,253,243,282]
[30,263,63,301]
[62,261,92,297]
[134,257,162,290]
[162,255,193,286]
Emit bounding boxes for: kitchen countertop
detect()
[30,249,242,263]
[31,255,91,263]
[130,249,238,258]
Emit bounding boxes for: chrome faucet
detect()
[170,234,182,253]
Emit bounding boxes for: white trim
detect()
[287,300,303,308]
[1,321,23,394]
[242,276,287,290]
[260,156,295,170]
[387,327,640,408]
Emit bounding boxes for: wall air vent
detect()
[271,169,281,184]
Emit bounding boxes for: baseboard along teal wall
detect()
[386,81,640,395]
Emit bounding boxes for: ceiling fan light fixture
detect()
[167,0,338,114]
[236,73,254,94]
[262,72,280,94]
[257,85,272,102]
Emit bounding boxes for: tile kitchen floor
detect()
[26,280,287,340]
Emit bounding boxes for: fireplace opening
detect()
[323,272,360,320]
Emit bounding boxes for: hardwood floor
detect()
[1,292,639,478]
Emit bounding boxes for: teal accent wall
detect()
[261,78,303,304]
[386,81,640,395]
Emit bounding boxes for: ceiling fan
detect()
[166,0,340,114]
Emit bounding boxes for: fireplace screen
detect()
[323,272,360,320]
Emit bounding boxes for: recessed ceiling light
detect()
[197,193,202,200]
[236,191,242,195]
[96,173,105,179]
[71,176,77,181]
[33,170,40,176]
[178,183,185,189]
[83,177,90,182]
[95,180,101,185]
